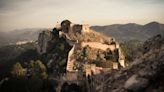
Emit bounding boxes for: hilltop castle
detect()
[54,20,126,77]
[37,20,126,78]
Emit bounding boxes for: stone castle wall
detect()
[53,20,126,76]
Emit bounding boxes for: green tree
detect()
[11,62,25,77]
[29,60,48,79]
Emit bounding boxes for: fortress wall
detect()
[66,45,75,72]
[91,64,96,74]
[64,22,126,74]
[118,48,126,68]
[119,59,125,68]
[81,42,116,51]
[66,41,125,72]
[116,42,120,49]
[112,62,118,69]
[108,44,116,51]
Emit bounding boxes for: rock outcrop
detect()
[37,30,54,54]
[37,27,72,76]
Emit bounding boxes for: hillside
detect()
[92,34,164,92]
[0,43,40,78]
[91,22,164,42]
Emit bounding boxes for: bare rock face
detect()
[124,75,149,92]
[143,34,164,53]
[37,30,54,54]
[36,27,72,76]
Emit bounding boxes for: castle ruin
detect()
[55,20,126,77]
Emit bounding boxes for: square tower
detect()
[82,24,90,32]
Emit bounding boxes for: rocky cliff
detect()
[37,28,72,76]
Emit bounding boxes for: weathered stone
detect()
[124,75,149,92]
[37,30,54,54]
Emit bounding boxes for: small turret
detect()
[82,24,90,32]
[61,20,71,33]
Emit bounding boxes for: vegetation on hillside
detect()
[120,40,143,64]
[0,43,40,78]
[0,60,54,92]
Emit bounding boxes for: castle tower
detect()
[82,24,90,32]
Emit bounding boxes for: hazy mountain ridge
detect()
[91,21,164,42]
[0,28,49,47]
[0,22,163,47]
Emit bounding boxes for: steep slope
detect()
[92,34,164,92]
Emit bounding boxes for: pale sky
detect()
[0,0,164,31]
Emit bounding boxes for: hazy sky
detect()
[0,0,164,31]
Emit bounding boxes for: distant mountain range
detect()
[91,21,164,42]
[0,28,49,47]
[0,21,164,47]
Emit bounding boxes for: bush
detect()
[11,62,25,77]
